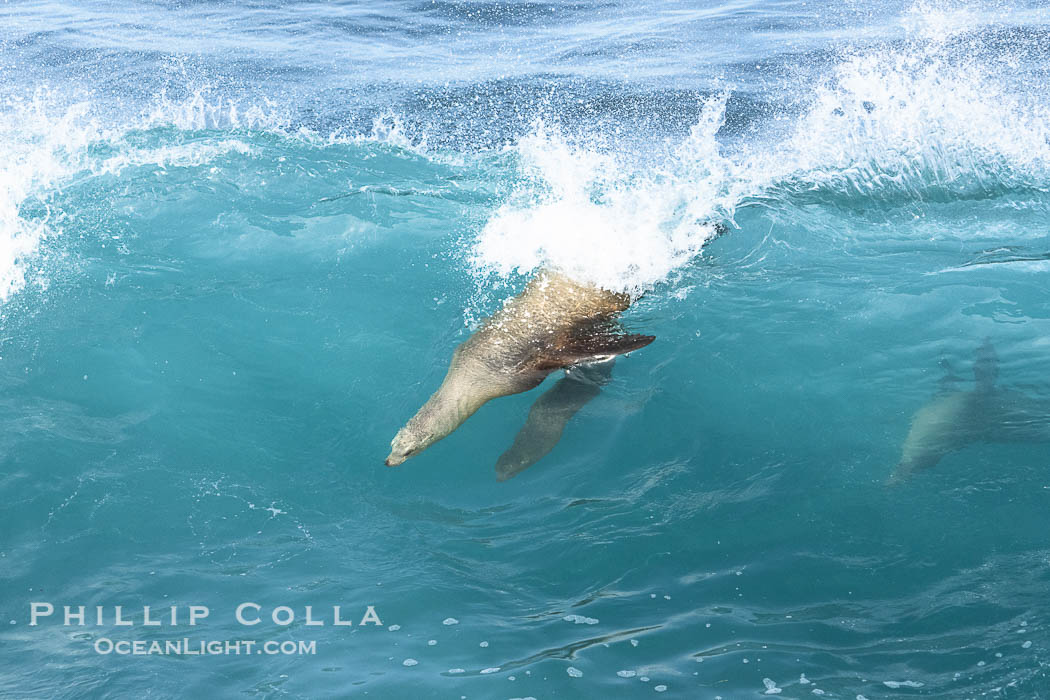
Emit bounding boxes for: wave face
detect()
[2,1,1050,699]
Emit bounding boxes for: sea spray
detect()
[469,95,739,295]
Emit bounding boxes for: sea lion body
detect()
[386,271,653,466]
[890,339,1050,483]
[893,391,982,482]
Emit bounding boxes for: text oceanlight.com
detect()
[94,638,317,656]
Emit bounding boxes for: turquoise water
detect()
[2,1,1050,697]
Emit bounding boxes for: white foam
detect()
[765,26,1050,202]
[470,97,736,295]
[900,1,983,44]
[0,88,280,310]
[0,95,97,304]
[143,88,289,132]
[357,113,427,153]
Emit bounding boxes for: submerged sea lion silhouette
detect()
[386,271,652,467]
[494,358,614,481]
[890,339,1050,483]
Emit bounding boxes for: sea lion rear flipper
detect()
[533,333,654,371]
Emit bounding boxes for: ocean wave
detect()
[0,88,302,309]
[468,10,1050,294]
[762,6,1050,202]
[4,4,1050,307]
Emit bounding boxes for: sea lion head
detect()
[385,420,436,466]
[385,396,461,466]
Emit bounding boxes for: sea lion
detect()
[889,339,1050,483]
[494,359,614,481]
[386,271,653,466]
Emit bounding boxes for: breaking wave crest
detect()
[469,11,1050,292]
[0,89,410,309]
[0,88,294,307]
[470,96,738,295]
[3,5,1050,307]
[769,38,1050,202]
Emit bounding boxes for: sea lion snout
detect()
[386,426,426,466]
[385,444,411,467]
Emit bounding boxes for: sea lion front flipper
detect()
[495,360,614,481]
[532,331,654,371]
